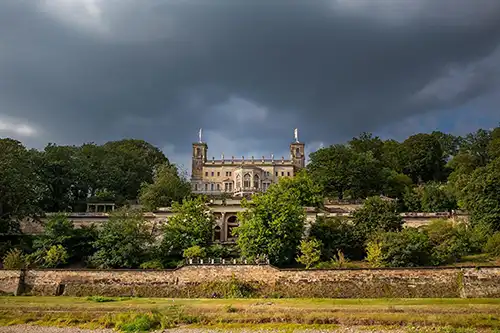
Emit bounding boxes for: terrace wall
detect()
[1,265,499,298]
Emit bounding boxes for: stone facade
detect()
[191,130,305,197]
[2,265,499,298]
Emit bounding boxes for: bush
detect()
[207,244,230,258]
[44,245,69,268]
[296,238,322,269]
[425,219,469,265]
[366,229,432,267]
[309,216,364,260]
[2,248,25,269]
[183,246,206,259]
[140,260,164,270]
[484,232,500,257]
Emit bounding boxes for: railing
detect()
[185,257,270,265]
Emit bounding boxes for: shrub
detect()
[331,249,348,268]
[183,246,206,259]
[296,238,322,269]
[86,296,117,303]
[2,248,25,269]
[44,245,69,268]
[366,229,432,267]
[484,232,500,257]
[309,216,364,260]
[140,260,164,270]
[366,241,383,267]
[425,219,469,265]
[207,244,230,258]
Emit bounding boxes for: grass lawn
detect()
[2,296,500,332]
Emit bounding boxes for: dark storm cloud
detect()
[1,0,500,164]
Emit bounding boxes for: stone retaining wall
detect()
[1,265,499,298]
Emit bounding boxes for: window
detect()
[229,171,232,176]
[243,174,251,188]
[287,172,290,176]
[275,171,278,176]
[204,184,208,191]
[254,174,260,189]
[217,172,220,177]
[227,216,238,239]
[281,171,284,176]
[194,184,198,191]
[210,183,214,191]
[217,184,220,190]
[205,172,208,177]
[211,171,214,176]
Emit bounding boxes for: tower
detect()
[290,128,305,169]
[192,129,208,180]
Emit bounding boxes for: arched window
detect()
[214,226,221,241]
[243,174,251,188]
[254,174,260,189]
[295,147,301,157]
[196,148,201,157]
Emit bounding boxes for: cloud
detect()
[1,0,500,165]
[0,115,38,138]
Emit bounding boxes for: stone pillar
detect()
[221,212,227,242]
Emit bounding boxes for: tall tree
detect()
[139,164,191,211]
[235,180,305,266]
[381,139,407,173]
[460,128,492,167]
[402,133,445,183]
[0,139,43,234]
[349,132,384,160]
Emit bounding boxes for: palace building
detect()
[191,129,305,197]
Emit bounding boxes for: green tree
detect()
[139,164,191,211]
[402,133,445,183]
[296,238,322,269]
[308,145,384,199]
[349,132,384,160]
[366,229,432,267]
[101,139,168,202]
[309,216,363,260]
[160,197,215,259]
[91,208,153,268]
[0,139,43,234]
[381,169,413,200]
[460,128,492,167]
[431,131,462,159]
[461,157,500,230]
[380,139,407,173]
[235,183,305,266]
[425,219,469,265]
[352,196,403,241]
[270,170,323,207]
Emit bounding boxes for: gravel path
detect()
[0,326,408,333]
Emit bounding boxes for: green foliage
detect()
[484,233,500,257]
[206,244,231,258]
[86,296,119,302]
[307,144,384,199]
[352,196,403,240]
[0,139,43,234]
[271,170,323,207]
[308,216,363,260]
[160,197,215,260]
[2,248,25,269]
[139,260,164,269]
[91,208,153,268]
[183,245,207,259]
[402,133,446,183]
[139,164,191,211]
[461,157,500,230]
[235,181,305,266]
[425,219,468,265]
[296,238,322,269]
[365,241,383,267]
[31,214,97,265]
[44,244,69,268]
[366,229,433,267]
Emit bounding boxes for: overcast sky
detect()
[1,0,500,171]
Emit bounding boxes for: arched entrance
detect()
[227,215,239,240]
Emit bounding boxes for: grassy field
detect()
[2,296,500,332]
